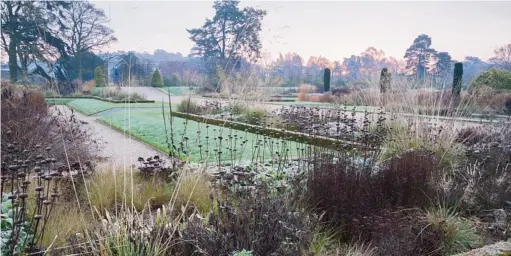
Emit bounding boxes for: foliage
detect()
[1,194,34,255]
[240,108,266,125]
[54,52,105,83]
[151,69,164,87]
[323,68,331,92]
[177,189,317,256]
[470,68,511,90]
[404,34,437,80]
[448,126,511,210]
[84,165,172,213]
[173,172,213,214]
[307,150,441,234]
[187,0,267,80]
[94,66,106,87]
[379,67,391,93]
[1,83,100,163]
[176,98,204,114]
[434,52,453,79]
[425,205,482,254]
[1,1,71,82]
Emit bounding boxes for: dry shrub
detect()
[0,82,101,164]
[469,86,511,113]
[446,126,511,210]
[307,150,441,239]
[81,80,96,94]
[176,190,316,256]
[298,83,315,101]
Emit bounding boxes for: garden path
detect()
[52,105,172,166]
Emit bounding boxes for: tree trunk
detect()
[8,39,18,83]
[76,51,82,81]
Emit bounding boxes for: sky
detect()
[93,1,511,62]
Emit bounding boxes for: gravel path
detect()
[52,105,171,166]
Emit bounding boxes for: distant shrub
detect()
[176,98,203,114]
[94,66,106,87]
[298,83,315,101]
[241,108,266,125]
[151,69,164,87]
[470,68,511,90]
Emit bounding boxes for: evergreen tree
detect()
[452,62,463,97]
[404,34,437,81]
[94,66,106,87]
[151,69,164,87]
[323,68,331,92]
[379,67,391,93]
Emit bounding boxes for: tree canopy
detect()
[404,34,437,80]
[187,0,266,75]
[151,69,164,87]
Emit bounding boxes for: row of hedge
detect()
[45,96,155,104]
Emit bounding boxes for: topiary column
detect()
[94,66,106,87]
[452,62,463,97]
[379,67,391,93]
[323,68,331,92]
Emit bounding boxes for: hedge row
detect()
[45,96,155,104]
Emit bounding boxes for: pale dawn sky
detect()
[93,1,511,62]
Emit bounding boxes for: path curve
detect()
[52,105,171,166]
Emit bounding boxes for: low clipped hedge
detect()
[169,110,364,151]
[45,96,155,104]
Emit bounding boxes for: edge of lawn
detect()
[96,118,186,161]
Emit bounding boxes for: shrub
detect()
[298,83,315,101]
[380,118,463,168]
[241,108,266,125]
[1,82,100,164]
[470,68,511,90]
[94,67,106,87]
[176,190,317,256]
[307,150,441,238]
[151,69,164,87]
[446,126,511,210]
[379,67,391,93]
[176,98,203,114]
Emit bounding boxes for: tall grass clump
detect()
[84,164,172,213]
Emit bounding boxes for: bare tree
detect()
[489,43,511,71]
[66,1,116,81]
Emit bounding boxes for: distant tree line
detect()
[2,0,509,93]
